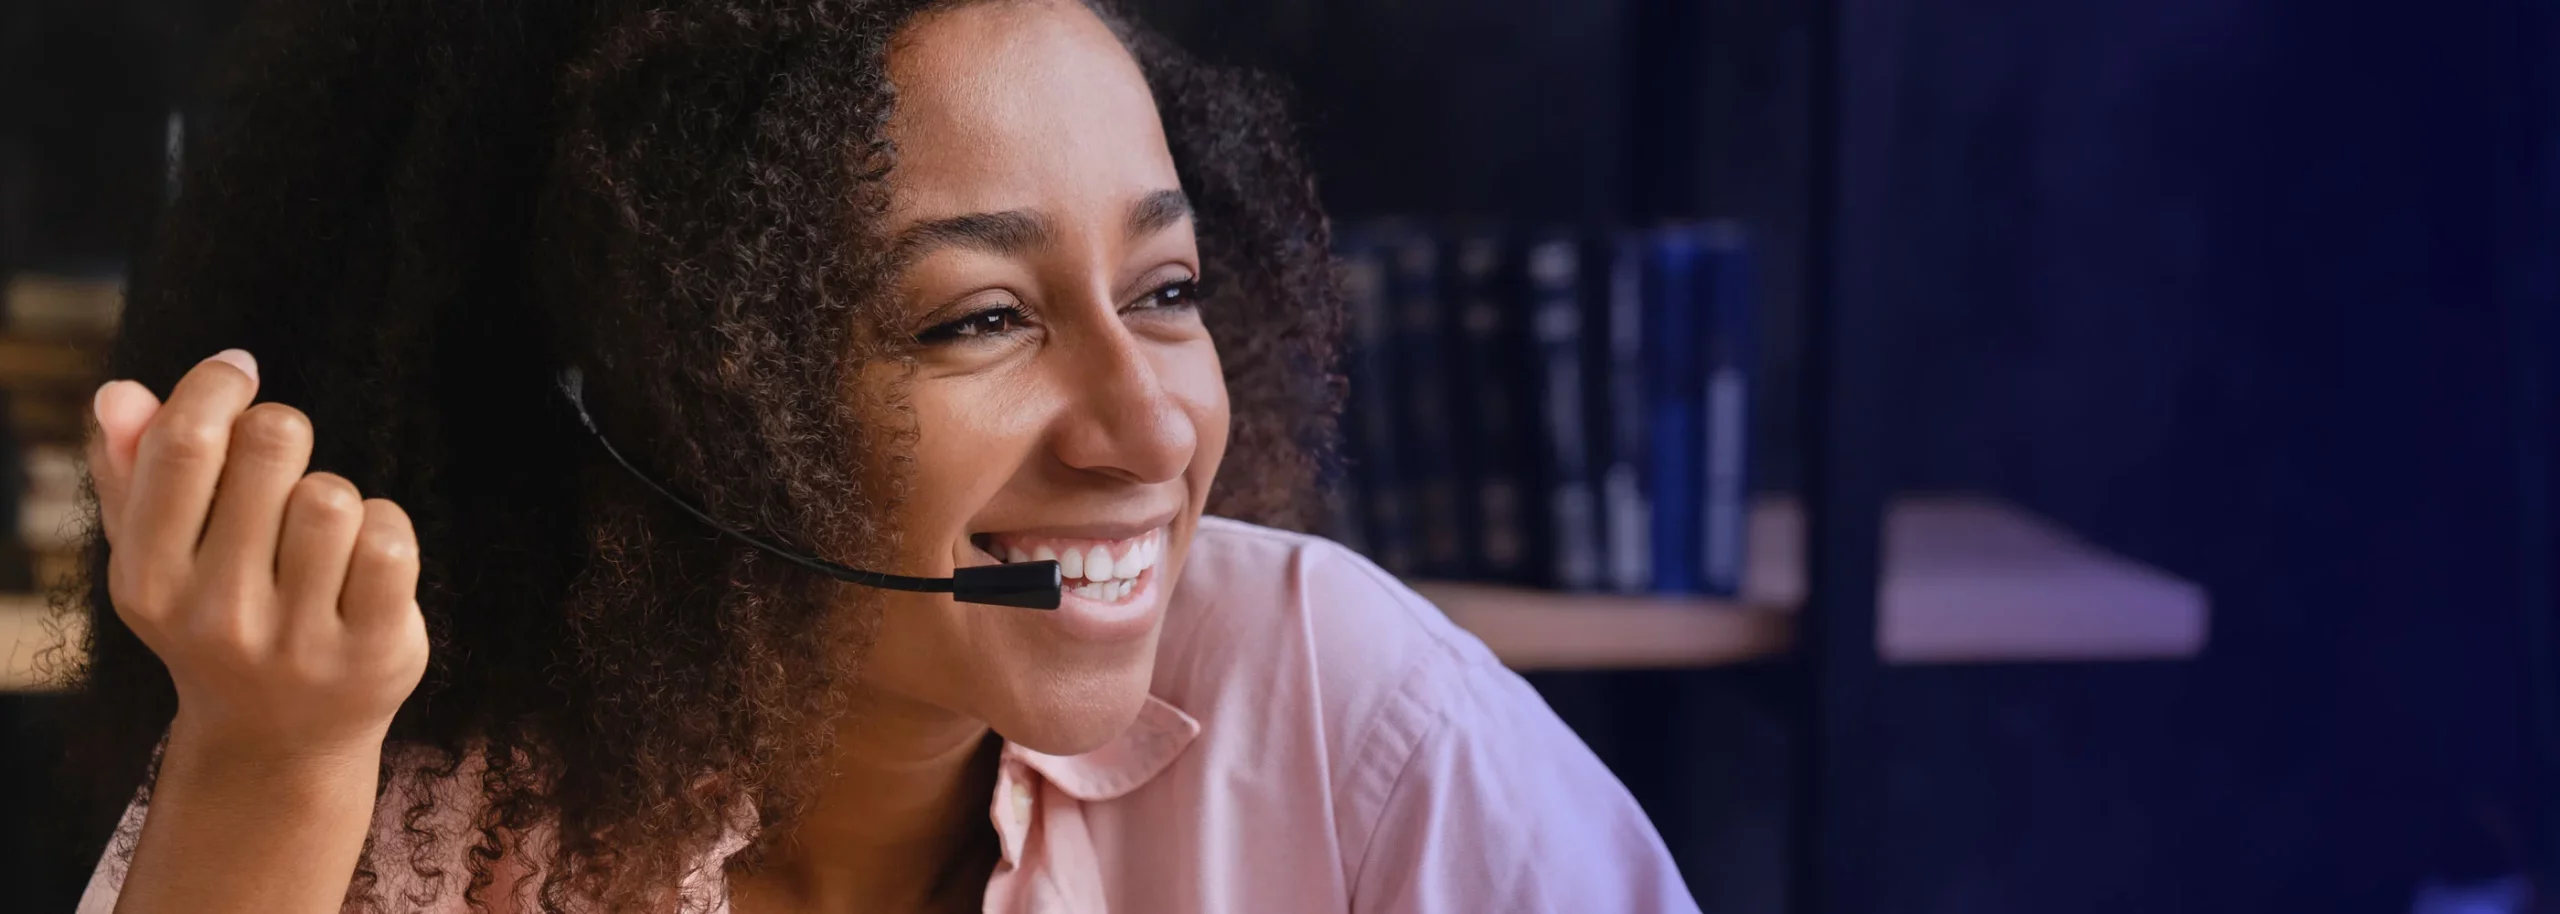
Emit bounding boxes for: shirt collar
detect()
[1003,694,1200,802]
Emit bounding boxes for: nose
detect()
[1047,306,1197,486]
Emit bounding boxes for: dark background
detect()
[5,0,2556,912]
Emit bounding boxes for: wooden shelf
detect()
[1,495,2208,690]
[1420,495,2211,671]
[1416,581,1793,671]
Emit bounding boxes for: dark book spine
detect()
[1598,231,1652,593]
[1697,221,1753,597]
[1644,225,1707,594]
[1389,226,1463,578]
[1337,227,1411,574]
[1525,231,1600,590]
[1451,227,1530,582]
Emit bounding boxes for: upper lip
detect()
[976,510,1179,544]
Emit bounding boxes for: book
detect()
[1597,231,1651,593]
[1447,225,1532,582]
[1636,221,1754,596]
[1696,222,1753,596]
[1642,225,1709,594]
[1334,225,1415,574]
[1522,229,1600,590]
[1384,224,1464,578]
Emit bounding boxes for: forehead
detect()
[883,0,1177,223]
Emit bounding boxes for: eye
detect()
[1136,277,1205,311]
[915,304,1030,344]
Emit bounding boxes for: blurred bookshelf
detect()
[1415,495,2208,672]
[2,274,115,590]
[0,273,114,693]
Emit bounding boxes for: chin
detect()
[987,657,1159,756]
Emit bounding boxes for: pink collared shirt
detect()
[80,517,1700,913]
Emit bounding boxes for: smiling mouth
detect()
[971,527,1166,603]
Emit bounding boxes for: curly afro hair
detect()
[50,0,1342,909]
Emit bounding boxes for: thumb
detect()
[87,380,163,544]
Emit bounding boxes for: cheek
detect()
[900,380,1047,549]
[1176,344,1231,485]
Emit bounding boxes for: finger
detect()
[276,473,364,642]
[121,350,261,574]
[86,380,164,545]
[198,403,315,577]
[339,499,420,634]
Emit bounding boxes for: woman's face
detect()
[853,0,1228,755]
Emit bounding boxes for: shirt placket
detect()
[982,757,1040,914]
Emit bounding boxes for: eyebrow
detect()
[890,189,1193,260]
[1125,188,1193,239]
[893,210,1053,259]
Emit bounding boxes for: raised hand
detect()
[88,349,427,757]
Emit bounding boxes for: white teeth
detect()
[990,529,1167,593]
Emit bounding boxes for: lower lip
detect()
[1045,566,1163,644]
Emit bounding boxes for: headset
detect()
[556,367,1064,609]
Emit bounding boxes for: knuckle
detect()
[232,404,314,457]
[143,419,225,463]
[366,617,431,674]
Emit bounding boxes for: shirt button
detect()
[1012,782,1033,822]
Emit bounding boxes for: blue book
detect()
[1696,222,1753,597]
[1643,225,1710,594]
[1448,225,1532,582]
[1597,231,1652,593]
[1384,223,1464,578]
[1637,222,1755,596]
[1521,230,1601,590]
[1334,225,1413,574]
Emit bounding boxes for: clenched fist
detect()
[90,349,427,756]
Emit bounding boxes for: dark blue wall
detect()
[1828,0,2557,910]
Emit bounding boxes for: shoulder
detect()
[1153,517,1508,748]
[1148,518,1698,913]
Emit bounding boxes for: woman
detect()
[62,0,1698,911]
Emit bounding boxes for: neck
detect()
[739,689,1001,913]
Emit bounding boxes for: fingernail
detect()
[204,348,258,383]
[93,380,118,421]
